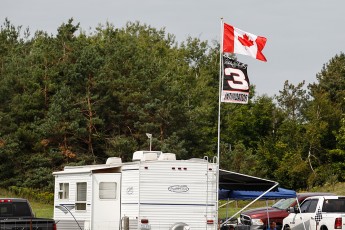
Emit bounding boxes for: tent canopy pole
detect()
[221,182,279,227]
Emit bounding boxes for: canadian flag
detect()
[223,23,267,62]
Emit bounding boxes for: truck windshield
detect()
[272,198,296,210]
[0,202,32,217]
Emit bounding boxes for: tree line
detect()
[0,18,344,192]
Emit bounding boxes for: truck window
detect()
[0,204,12,217]
[0,202,32,217]
[13,203,32,216]
[300,199,318,213]
[323,199,345,212]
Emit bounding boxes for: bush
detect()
[8,186,54,204]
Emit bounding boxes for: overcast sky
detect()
[2,0,345,96]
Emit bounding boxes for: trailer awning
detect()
[219,187,296,200]
[218,170,296,228]
[219,169,278,191]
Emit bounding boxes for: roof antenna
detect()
[146,133,152,151]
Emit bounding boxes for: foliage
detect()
[8,186,53,204]
[0,18,344,193]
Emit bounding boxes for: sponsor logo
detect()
[126,186,133,195]
[223,92,249,104]
[168,185,189,193]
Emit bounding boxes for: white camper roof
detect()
[52,151,278,192]
[53,151,210,176]
[52,163,122,175]
[52,155,210,176]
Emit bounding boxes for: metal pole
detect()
[217,18,223,166]
[216,18,224,230]
[146,133,152,151]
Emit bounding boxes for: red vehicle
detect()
[239,193,333,230]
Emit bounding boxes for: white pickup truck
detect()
[282,195,345,230]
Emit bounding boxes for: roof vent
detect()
[106,157,122,165]
[132,151,161,161]
[158,153,176,160]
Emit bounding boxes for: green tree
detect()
[306,53,345,185]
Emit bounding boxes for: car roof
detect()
[297,192,335,199]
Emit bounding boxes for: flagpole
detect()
[217,18,224,163]
[216,18,224,226]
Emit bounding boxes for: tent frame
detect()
[220,182,279,227]
[217,169,297,229]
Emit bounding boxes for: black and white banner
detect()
[221,55,250,104]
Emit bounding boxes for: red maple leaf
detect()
[238,34,254,47]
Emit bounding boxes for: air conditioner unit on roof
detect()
[158,153,176,160]
[132,151,162,161]
[106,157,122,164]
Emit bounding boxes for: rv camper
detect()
[53,151,218,230]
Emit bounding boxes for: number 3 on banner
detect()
[224,67,249,90]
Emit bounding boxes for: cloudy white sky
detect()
[2,0,345,96]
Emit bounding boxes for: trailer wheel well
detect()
[169,222,189,230]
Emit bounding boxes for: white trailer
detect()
[53,151,218,230]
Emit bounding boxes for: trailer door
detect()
[92,173,121,230]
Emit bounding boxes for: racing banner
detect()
[221,55,250,104]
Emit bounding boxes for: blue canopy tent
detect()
[219,187,297,200]
[218,169,296,200]
[219,169,279,192]
[218,170,297,229]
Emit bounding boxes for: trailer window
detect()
[76,182,87,210]
[58,183,69,200]
[99,182,117,199]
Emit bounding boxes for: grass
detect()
[30,202,54,219]
[307,181,345,195]
[219,199,276,219]
[1,182,345,220]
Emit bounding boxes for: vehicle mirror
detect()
[287,207,294,213]
[293,206,300,214]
